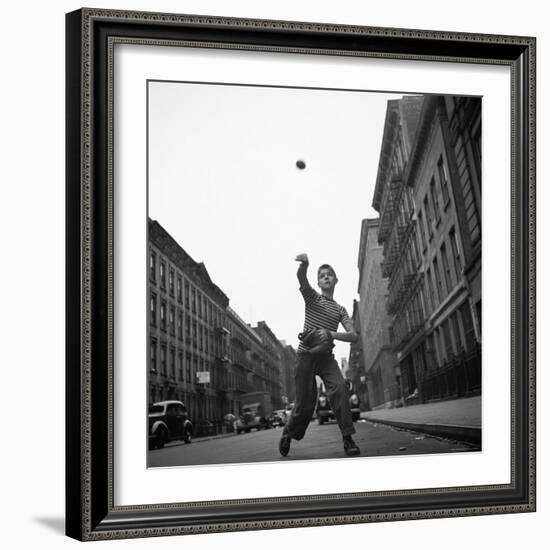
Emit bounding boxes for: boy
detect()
[279,253,360,457]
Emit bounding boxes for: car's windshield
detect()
[149,405,163,414]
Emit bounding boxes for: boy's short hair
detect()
[317,264,337,279]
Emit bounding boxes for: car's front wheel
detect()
[156,427,167,449]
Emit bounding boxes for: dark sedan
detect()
[316,380,361,425]
[148,400,193,449]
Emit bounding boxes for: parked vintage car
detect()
[316,380,361,424]
[270,410,287,427]
[235,409,267,434]
[348,387,361,422]
[316,393,334,425]
[148,400,193,449]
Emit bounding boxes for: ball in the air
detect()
[296,160,306,170]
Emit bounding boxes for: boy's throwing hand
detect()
[295,253,309,264]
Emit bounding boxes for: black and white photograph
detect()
[62,4,535,542]
[146,82,482,468]
[1,0,543,546]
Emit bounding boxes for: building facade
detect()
[226,307,268,414]
[444,96,482,333]
[279,343,297,406]
[252,322,285,410]
[347,300,369,411]
[148,219,230,431]
[372,95,481,405]
[356,218,399,409]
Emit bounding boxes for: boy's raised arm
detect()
[294,253,309,287]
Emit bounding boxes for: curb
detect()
[365,417,481,446]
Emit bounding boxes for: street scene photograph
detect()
[146,81,482,468]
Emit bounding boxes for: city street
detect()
[148,419,478,468]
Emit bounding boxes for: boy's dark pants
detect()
[286,352,355,440]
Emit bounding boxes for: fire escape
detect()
[379,171,423,350]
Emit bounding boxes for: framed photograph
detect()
[66,8,536,541]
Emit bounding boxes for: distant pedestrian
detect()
[224,413,236,433]
[278,254,360,458]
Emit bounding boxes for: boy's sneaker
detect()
[278,428,292,457]
[343,435,360,457]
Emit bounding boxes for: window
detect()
[420,278,429,317]
[186,314,191,337]
[433,328,443,367]
[185,281,189,308]
[170,347,176,378]
[425,333,436,370]
[192,288,196,314]
[160,344,167,375]
[159,262,166,290]
[411,228,420,266]
[150,339,157,372]
[398,201,406,226]
[160,301,166,331]
[438,156,450,206]
[472,125,482,184]
[440,242,452,294]
[460,301,477,350]
[193,321,197,347]
[416,291,425,322]
[423,196,433,237]
[150,293,157,326]
[177,276,183,303]
[178,351,184,381]
[169,306,175,336]
[430,177,440,222]
[177,311,183,340]
[418,211,427,249]
[441,321,453,361]
[186,352,191,383]
[169,268,175,296]
[406,185,415,216]
[396,136,405,172]
[449,227,462,282]
[149,251,156,282]
[433,257,443,303]
[193,355,198,381]
[391,153,401,179]
[451,311,464,352]
[198,294,202,318]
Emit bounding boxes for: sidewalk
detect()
[361,395,481,446]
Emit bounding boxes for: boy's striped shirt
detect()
[297,281,350,354]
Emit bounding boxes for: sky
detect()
[148,81,404,361]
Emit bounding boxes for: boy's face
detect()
[317,268,337,290]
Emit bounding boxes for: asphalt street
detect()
[148,419,478,468]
